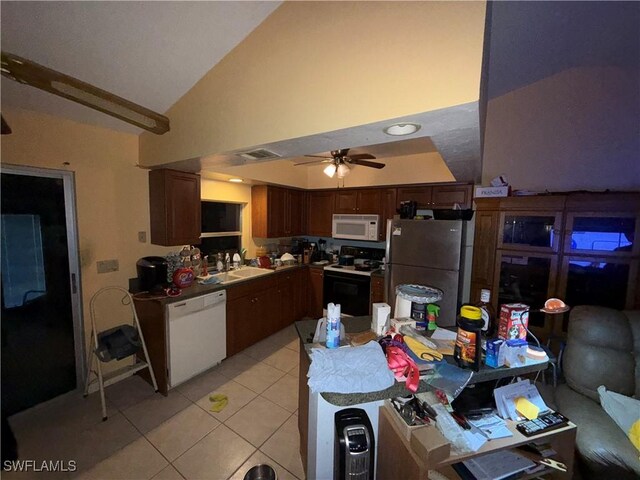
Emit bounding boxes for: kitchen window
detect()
[198,201,243,256]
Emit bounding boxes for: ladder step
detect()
[86,362,150,394]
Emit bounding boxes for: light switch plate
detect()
[138,231,147,243]
[97,259,119,274]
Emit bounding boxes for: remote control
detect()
[516,411,569,437]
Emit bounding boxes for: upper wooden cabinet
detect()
[334,188,381,214]
[149,169,201,246]
[252,185,306,238]
[307,190,335,237]
[397,183,473,210]
[379,188,397,241]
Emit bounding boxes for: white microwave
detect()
[332,214,379,241]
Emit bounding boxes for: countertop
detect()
[133,264,308,306]
[295,317,549,406]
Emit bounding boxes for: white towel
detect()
[307,341,395,394]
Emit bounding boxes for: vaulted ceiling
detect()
[1,1,281,133]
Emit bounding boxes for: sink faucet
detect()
[224,253,231,272]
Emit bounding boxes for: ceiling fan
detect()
[295,148,385,178]
[1,51,169,134]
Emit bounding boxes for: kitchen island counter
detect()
[295,317,548,407]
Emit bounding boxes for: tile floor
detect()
[5,325,304,480]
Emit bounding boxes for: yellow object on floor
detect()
[209,394,228,412]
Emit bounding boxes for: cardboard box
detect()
[475,185,509,198]
[498,303,530,340]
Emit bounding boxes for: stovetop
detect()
[323,264,376,276]
[323,245,385,277]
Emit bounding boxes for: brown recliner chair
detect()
[554,305,640,479]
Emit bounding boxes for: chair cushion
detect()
[555,384,640,479]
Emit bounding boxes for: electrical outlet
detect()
[138,231,147,243]
[97,259,119,274]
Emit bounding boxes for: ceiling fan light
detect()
[324,164,337,178]
[383,122,421,136]
[337,163,351,178]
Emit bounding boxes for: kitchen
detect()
[1,1,638,479]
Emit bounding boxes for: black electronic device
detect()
[516,411,569,437]
[334,408,375,480]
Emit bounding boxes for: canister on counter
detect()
[498,303,530,340]
[453,305,483,371]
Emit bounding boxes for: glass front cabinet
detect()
[472,193,640,345]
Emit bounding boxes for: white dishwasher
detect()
[167,290,226,388]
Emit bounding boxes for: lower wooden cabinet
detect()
[226,268,309,357]
[134,267,310,394]
[370,275,385,314]
[307,267,324,318]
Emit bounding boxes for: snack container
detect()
[498,303,529,340]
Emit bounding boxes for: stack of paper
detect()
[493,380,549,421]
[462,451,535,480]
[467,414,512,440]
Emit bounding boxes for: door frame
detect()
[2,164,85,389]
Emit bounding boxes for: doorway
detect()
[1,165,83,416]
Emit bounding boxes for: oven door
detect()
[323,270,371,316]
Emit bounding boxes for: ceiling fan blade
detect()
[347,153,376,161]
[1,114,12,135]
[348,159,385,169]
[304,155,332,159]
[294,159,334,166]
[1,51,169,135]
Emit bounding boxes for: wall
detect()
[139,1,486,167]
[200,178,257,257]
[0,108,173,372]
[482,2,640,191]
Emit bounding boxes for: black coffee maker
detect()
[136,256,168,292]
[399,201,417,219]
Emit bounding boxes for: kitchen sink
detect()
[228,266,273,279]
[210,266,273,285]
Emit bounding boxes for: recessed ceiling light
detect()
[229,178,243,183]
[383,123,421,136]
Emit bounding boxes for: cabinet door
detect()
[307,191,335,237]
[378,188,397,241]
[149,169,201,246]
[255,285,281,338]
[370,275,385,314]
[498,211,562,253]
[226,296,254,357]
[493,251,559,336]
[308,267,324,318]
[268,187,287,238]
[396,186,432,209]
[289,189,306,236]
[357,189,382,214]
[278,272,296,329]
[471,210,500,289]
[431,184,473,209]
[334,190,358,214]
[563,212,639,257]
[559,256,639,317]
[294,268,308,321]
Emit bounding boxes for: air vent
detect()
[237,148,281,160]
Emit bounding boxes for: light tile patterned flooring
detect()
[6,325,304,480]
